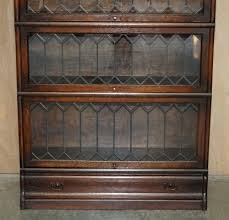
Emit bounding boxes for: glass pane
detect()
[27,0,204,15]
[29,33,201,86]
[30,102,198,162]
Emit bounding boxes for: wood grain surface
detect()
[0,0,229,176]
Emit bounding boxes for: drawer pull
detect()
[48,182,64,191]
[163,182,177,191]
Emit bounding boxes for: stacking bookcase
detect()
[15,0,215,210]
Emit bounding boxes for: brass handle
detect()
[163,182,177,191]
[48,182,64,191]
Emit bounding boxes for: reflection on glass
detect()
[31,102,198,162]
[29,33,201,86]
[27,0,204,15]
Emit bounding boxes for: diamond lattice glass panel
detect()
[29,33,201,85]
[27,0,204,15]
[30,102,198,161]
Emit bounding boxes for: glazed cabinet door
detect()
[21,96,208,169]
[16,0,214,22]
[18,26,212,93]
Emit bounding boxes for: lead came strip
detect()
[30,102,198,162]
[29,33,201,86]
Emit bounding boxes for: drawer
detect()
[19,26,212,93]
[23,174,204,200]
[17,0,214,22]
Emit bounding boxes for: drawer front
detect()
[21,96,208,169]
[19,26,211,93]
[18,0,214,22]
[23,174,203,200]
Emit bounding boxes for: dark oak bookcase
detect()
[15,0,215,210]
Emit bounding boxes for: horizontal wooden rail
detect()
[15,22,215,28]
[18,92,212,97]
[21,168,208,173]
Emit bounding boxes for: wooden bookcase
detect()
[15,0,215,210]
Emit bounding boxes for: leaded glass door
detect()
[18,0,212,22]
[19,26,210,93]
[22,96,207,168]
